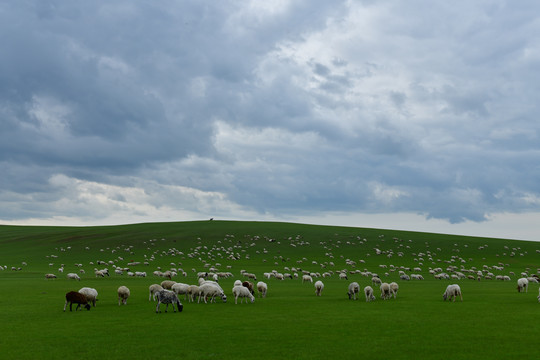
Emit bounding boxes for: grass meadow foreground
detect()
[1,221,540,359]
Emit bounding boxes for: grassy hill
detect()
[1,220,539,359]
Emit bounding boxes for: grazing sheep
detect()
[256,281,268,298]
[364,286,376,302]
[117,286,130,305]
[443,284,463,302]
[64,291,91,312]
[242,281,255,295]
[347,282,360,300]
[67,273,80,281]
[517,278,529,293]
[171,282,190,300]
[156,289,183,313]
[187,285,200,302]
[389,282,399,299]
[160,280,176,289]
[232,285,255,304]
[198,283,227,304]
[149,284,163,301]
[380,283,391,300]
[45,273,57,279]
[78,287,98,307]
[233,280,243,287]
[339,272,348,280]
[372,277,382,286]
[95,270,105,277]
[302,275,313,283]
[314,280,324,296]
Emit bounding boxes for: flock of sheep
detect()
[4,231,540,313]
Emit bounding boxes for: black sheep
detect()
[64,291,91,312]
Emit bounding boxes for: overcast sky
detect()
[2,1,540,240]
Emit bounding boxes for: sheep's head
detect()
[84,304,91,310]
[176,301,183,312]
[221,294,227,303]
[442,293,448,301]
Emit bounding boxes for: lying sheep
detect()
[380,283,391,300]
[347,282,360,300]
[232,285,255,304]
[389,282,399,299]
[149,284,164,301]
[198,283,227,304]
[443,284,463,302]
[118,286,130,305]
[45,273,57,280]
[67,273,80,281]
[156,289,183,313]
[256,281,267,298]
[517,278,529,293]
[364,286,376,302]
[64,291,91,312]
[314,280,324,296]
[78,287,98,307]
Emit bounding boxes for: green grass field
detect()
[1,220,540,359]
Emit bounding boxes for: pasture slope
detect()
[1,220,540,360]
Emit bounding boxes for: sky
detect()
[2,1,540,241]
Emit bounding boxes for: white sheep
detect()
[233,280,243,287]
[117,286,130,305]
[78,287,98,307]
[256,281,267,298]
[380,282,391,300]
[364,286,376,302]
[198,283,227,304]
[232,285,255,304]
[149,284,164,301]
[372,277,382,286]
[67,273,80,281]
[302,275,313,283]
[389,282,399,299]
[187,285,200,302]
[443,284,463,302]
[171,282,190,300]
[314,280,324,296]
[347,282,360,300]
[517,277,529,293]
[45,273,57,279]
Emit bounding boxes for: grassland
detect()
[1,220,540,359]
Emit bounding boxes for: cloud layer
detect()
[2,1,540,238]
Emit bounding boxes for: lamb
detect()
[117,286,130,305]
[314,280,324,296]
[45,273,57,279]
[78,287,98,307]
[517,278,529,293]
[256,281,267,298]
[198,283,227,304]
[443,284,463,302]
[67,273,80,281]
[389,282,399,299]
[149,284,164,301]
[156,289,183,313]
[64,291,91,311]
[364,286,376,302]
[232,285,255,304]
[380,282,391,300]
[347,282,360,300]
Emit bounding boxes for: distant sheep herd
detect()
[3,233,539,314]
